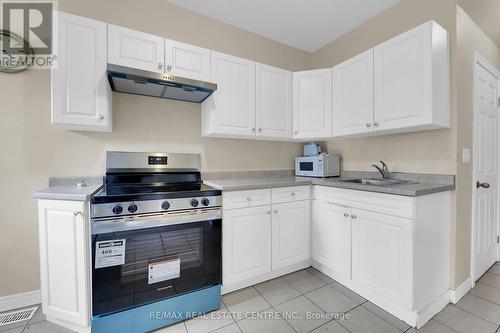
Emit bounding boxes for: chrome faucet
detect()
[371,160,390,179]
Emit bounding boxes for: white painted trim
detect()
[0,290,41,312]
[471,52,500,283]
[416,290,450,329]
[449,277,473,304]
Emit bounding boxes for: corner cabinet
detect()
[38,199,91,332]
[373,21,450,134]
[51,11,112,132]
[292,69,332,140]
[221,186,311,293]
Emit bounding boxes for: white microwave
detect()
[295,153,340,178]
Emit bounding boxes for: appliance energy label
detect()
[95,239,126,268]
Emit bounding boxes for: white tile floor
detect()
[2,263,500,333]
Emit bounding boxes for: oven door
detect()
[91,208,222,317]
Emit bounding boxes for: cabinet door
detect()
[108,24,164,73]
[205,51,256,136]
[38,200,90,327]
[351,208,413,308]
[333,49,374,137]
[164,39,211,81]
[272,201,310,270]
[312,200,351,279]
[223,206,272,285]
[293,69,333,139]
[374,22,434,132]
[51,11,111,132]
[256,63,292,138]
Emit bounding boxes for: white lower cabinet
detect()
[312,187,451,328]
[312,201,351,279]
[222,186,311,292]
[351,208,412,308]
[272,201,310,270]
[38,199,90,331]
[223,205,272,286]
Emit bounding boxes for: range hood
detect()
[107,64,217,103]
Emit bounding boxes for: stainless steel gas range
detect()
[90,151,222,333]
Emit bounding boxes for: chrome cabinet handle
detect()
[477,181,490,189]
[267,210,272,215]
[351,214,357,219]
[166,64,172,71]
[273,210,278,214]
[246,197,251,201]
[291,192,295,196]
[96,114,104,120]
[343,213,349,218]
[158,63,163,70]
[366,123,371,128]
[252,128,256,132]
[258,128,262,132]
[294,131,298,135]
[73,211,82,216]
[373,122,379,127]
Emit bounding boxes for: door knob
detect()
[366,123,371,128]
[476,181,490,189]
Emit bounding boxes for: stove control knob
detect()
[128,204,138,213]
[112,205,123,215]
[161,201,170,210]
[190,199,199,207]
[201,198,210,206]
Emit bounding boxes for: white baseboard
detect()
[449,277,473,304]
[0,290,41,312]
[416,290,450,328]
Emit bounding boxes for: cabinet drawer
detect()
[272,186,310,204]
[223,189,271,210]
[313,186,413,219]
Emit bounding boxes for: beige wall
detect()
[0,0,310,297]
[455,5,500,285]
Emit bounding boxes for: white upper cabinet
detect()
[333,49,374,137]
[373,21,450,134]
[202,51,256,137]
[256,63,292,139]
[108,24,164,73]
[293,69,333,139]
[51,11,112,132]
[164,39,211,81]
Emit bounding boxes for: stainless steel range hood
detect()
[107,64,217,103]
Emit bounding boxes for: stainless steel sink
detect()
[340,178,417,187]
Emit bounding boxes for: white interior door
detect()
[473,55,500,280]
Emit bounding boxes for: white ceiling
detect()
[165,0,400,52]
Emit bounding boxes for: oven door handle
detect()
[91,208,222,234]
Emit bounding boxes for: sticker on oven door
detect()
[148,258,180,284]
[95,239,126,269]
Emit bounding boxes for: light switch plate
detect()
[462,149,471,163]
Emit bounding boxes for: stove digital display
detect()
[148,156,168,165]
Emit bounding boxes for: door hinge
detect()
[497,97,500,108]
[497,235,500,243]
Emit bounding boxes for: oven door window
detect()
[91,219,221,317]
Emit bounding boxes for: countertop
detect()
[33,176,103,201]
[203,171,455,197]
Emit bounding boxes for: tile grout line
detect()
[357,301,410,332]
[449,302,500,326]
[251,285,298,333]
